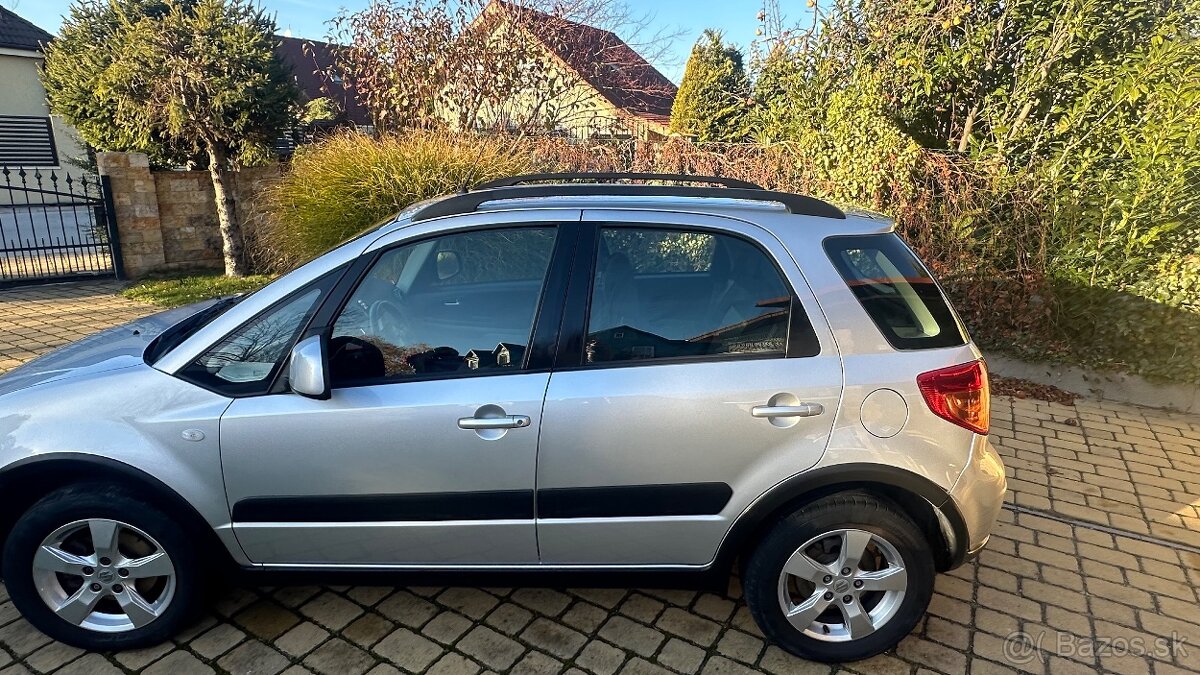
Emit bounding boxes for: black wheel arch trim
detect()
[714,462,970,574]
[0,453,238,570]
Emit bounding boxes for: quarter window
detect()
[329,227,557,384]
[824,234,967,349]
[181,274,336,395]
[586,227,794,364]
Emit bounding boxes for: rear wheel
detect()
[2,483,204,650]
[743,492,935,662]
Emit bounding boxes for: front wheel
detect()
[1,483,204,650]
[743,492,935,662]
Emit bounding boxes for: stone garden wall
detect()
[96,151,278,278]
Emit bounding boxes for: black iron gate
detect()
[0,166,123,287]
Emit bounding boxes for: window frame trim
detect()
[553,221,820,373]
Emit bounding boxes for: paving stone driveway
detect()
[1,281,1199,675]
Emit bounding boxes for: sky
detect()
[1,0,770,83]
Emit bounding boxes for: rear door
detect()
[536,210,844,565]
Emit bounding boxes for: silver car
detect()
[0,174,1005,661]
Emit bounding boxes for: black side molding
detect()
[232,491,535,523]
[232,482,734,523]
[537,483,733,519]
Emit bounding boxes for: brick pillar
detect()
[96,152,165,279]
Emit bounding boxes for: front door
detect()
[218,225,568,565]
[536,212,843,565]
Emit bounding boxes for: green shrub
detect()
[262,130,544,266]
[257,130,1199,384]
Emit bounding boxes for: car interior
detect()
[587,229,791,362]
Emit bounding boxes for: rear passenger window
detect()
[586,227,798,364]
[824,234,967,349]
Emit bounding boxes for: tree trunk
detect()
[957,103,979,153]
[207,147,247,277]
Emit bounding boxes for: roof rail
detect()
[411,180,846,222]
[477,172,763,190]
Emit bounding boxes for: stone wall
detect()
[154,170,224,270]
[96,151,279,279]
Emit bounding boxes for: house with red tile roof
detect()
[456,0,678,140]
[275,36,372,130]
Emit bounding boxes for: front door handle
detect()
[457,415,531,430]
[751,403,825,419]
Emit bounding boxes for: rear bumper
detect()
[948,436,1007,557]
[965,535,990,562]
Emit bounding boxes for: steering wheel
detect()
[368,300,410,345]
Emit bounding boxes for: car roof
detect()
[375,192,895,239]
[369,174,897,239]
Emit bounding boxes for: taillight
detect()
[917,360,990,434]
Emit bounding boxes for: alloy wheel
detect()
[776,528,908,642]
[30,518,176,633]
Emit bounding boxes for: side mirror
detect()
[288,334,329,399]
[436,250,461,280]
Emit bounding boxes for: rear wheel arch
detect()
[0,454,233,572]
[718,464,968,574]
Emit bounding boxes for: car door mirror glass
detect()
[289,335,328,398]
[436,250,461,280]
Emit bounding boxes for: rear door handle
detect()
[457,415,531,430]
[751,403,825,418]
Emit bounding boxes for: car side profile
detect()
[0,174,1005,662]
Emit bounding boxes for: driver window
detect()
[329,227,557,385]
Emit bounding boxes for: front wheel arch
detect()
[0,455,234,574]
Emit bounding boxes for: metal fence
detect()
[0,166,122,287]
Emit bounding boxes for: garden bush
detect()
[258,129,1198,384]
[260,130,545,266]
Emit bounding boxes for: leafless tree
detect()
[327,0,683,136]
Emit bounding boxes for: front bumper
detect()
[948,435,1007,556]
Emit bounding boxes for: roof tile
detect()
[0,7,53,52]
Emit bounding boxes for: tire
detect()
[1,482,205,650]
[743,492,935,662]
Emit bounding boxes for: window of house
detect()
[0,116,57,167]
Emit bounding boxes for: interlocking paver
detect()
[455,626,525,670]
[143,650,215,675]
[300,591,364,631]
[373,628,443,672]
[274,621,329,658]
[422,611,473,645]
[302,637,376,675]
[2,281,1200,674]
[576,639,627,675]
[23,641,83,673]
[218,639,291,675]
